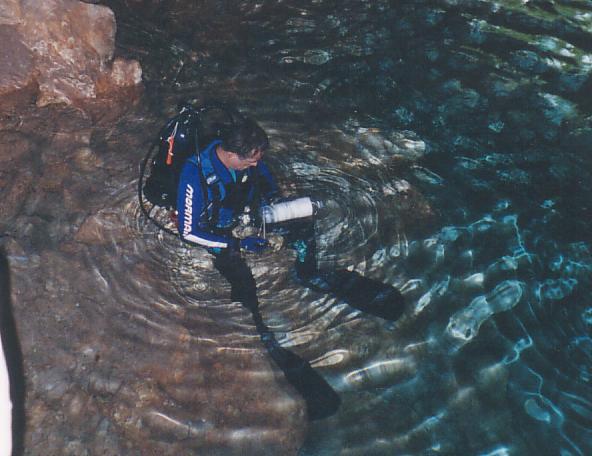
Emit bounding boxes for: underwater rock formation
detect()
[0,0,142,109]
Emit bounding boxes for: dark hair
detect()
[220,117,269,158]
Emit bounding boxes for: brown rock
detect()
[73,146,104,171]
[0,0,142,108]
[97,57,143,92]
[0,26,35,95]
[0,0,22,25]
[0,25,38,111]
[0,132,35,225]
[74,210,135,245]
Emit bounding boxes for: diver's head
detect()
[218,117,269,170]
[220,117,269,157]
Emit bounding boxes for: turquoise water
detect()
[108,0,592,453]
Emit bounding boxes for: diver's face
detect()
[226,148,264,170]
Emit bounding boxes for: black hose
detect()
[137,140,179,236]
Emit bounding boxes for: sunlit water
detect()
[20,0,590,454]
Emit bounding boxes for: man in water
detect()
[176,116,287,306]
[170,108,405,420]
[176,116,277,254]
[175,114,321,311]
[175,112,403,318]
[175,115,341,419]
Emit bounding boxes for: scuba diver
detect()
[141,104,340,419]
[140,102,404,420]
[176,116,277,253]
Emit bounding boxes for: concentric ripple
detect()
[14,0,591,454]
[64,178,308,453]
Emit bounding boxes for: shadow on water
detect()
[0,247,26,456]
[213,251,341,421]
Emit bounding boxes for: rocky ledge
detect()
[0,0,142,111]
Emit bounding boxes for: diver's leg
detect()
[212,246,340,419]
[212,250,275,343]
[280,219,319,282]
[213,250,258,311]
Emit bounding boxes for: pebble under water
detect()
[5,0,592,454]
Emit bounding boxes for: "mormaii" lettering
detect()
[183,184,194,236]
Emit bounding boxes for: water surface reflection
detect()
[6,0,592,453]
[105,0,592,453]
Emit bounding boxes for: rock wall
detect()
[0,0,142,109]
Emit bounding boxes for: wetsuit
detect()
[176,140,278,249]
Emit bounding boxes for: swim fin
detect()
[265,341,341,421]
[314,269,405,321]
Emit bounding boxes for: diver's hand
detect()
[240,236,269,253]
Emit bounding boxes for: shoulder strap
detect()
[194,142,227,226]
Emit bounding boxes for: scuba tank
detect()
[138,102,237,235]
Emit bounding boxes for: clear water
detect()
[23,0,591,454]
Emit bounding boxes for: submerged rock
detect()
[355,128,427,162]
